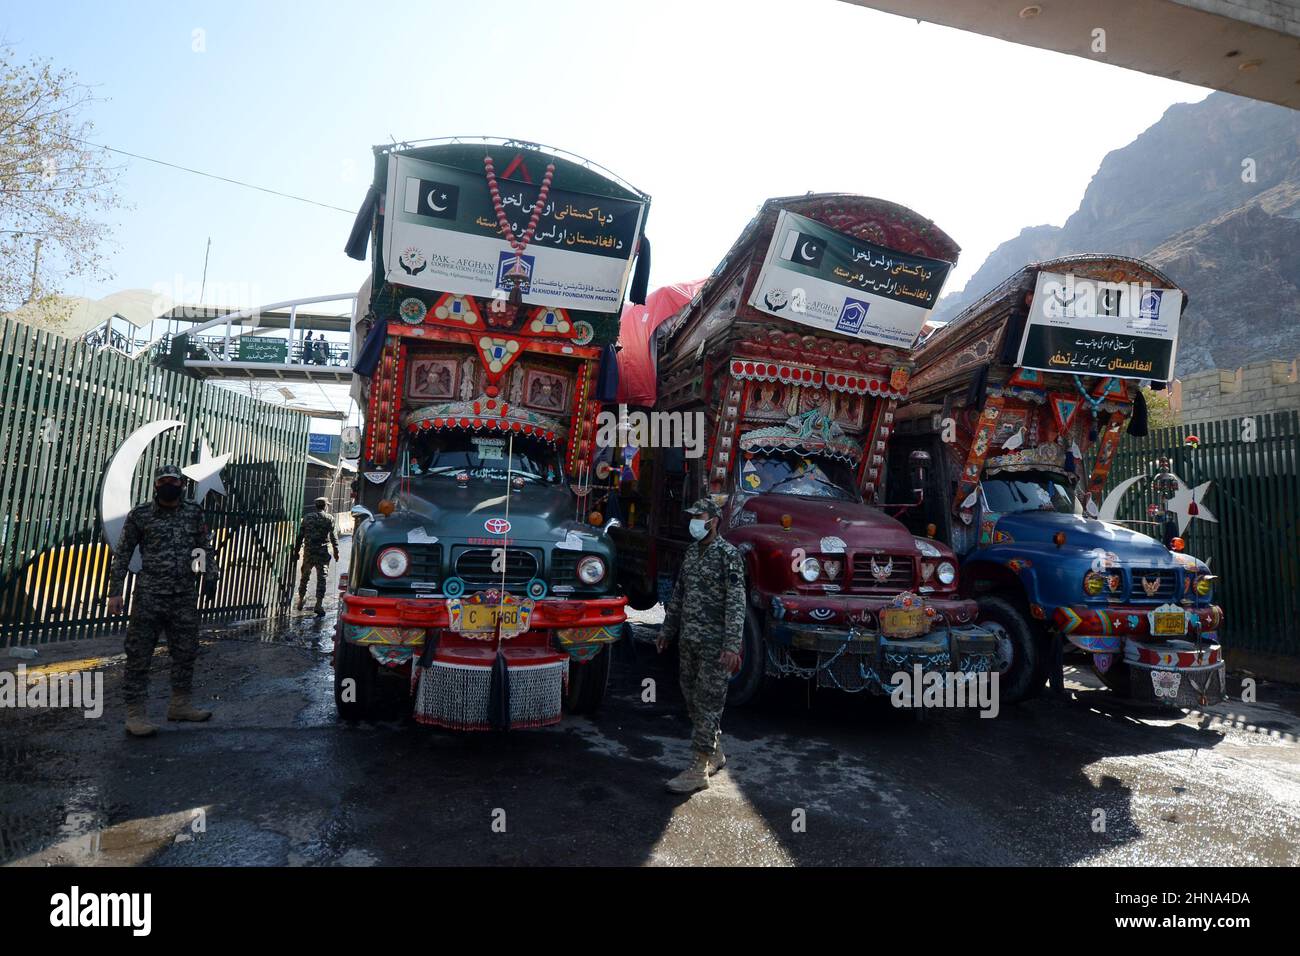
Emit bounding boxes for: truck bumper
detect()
[338,593,626,730]
[765,592,997,696]
[1055,603,1227,707]
[1052,603,1223,651]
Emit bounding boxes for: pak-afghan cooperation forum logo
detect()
[836,297,871,334]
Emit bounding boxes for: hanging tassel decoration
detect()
[488,649,511,731]
[1128,389,1149,437]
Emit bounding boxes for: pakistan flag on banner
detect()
[748,210,953,348]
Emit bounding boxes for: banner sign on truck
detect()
[746,209,953,348]
[381,154,646,314]
[1015,271,1183,382]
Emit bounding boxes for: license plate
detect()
[880,606,927,639]
[1152,610,1187,636]
[457,603,528,636]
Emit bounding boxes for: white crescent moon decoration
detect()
[427,191,448,213]
[101,419,184,571]
[1097,474,1146,524]
[799,241,817,262]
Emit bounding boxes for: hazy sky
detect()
[5,0,1211,319]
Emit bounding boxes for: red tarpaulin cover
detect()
[616,279,706,406]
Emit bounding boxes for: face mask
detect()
[688,518,709,540]
[156,483,183,504]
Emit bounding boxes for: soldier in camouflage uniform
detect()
[657,497,746,794]
[295,497,339,614]
[107,464,220,737]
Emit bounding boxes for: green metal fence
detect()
[1105,410,1300,657]
[0,317,309,646]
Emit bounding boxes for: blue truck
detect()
[888,255,1225,707]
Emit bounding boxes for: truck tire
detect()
[335,639,378,722]
[563,646,612,715]
[978,595,1042,705]
[726,607,769,708]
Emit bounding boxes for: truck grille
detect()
[551,551,579,586]
[1130,568,1178,603]
[455,547,539,586]
[849,553,915,593]
[407,545,443,582]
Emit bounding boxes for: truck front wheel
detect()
[978,595,1041,705]
[335,639,378,722]
[563,645,612,715]
[726,607,769,708]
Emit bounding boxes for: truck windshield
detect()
[738,451,858,501]
[405,431,562,485]
[981,470,1079,515]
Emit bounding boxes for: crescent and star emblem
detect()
[100,421,233,567]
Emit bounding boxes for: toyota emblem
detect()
[485,517,511,535]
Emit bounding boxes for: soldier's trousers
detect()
[298,558,329,602]
[123,595,200,705]
[678,638,730,754]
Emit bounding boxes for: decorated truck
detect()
[613,194,1000,706]
[336,138,650,729]
[891,255,1225,706]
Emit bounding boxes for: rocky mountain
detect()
[933,92,1300,374]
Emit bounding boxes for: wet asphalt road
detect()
[3,581,1300,866]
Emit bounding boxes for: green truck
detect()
[335,138,650,729]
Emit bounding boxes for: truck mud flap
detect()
[412,653,568,731]
[1128,660,1227,708]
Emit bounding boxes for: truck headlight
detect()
[936,561,956,585]
[376,547,410,578]
[799,557,822,582]
[1195,574,1216,597]
[577,555,606,585]
[1083,571,1105,596]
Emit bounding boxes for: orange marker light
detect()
[780,514,793,530]
[1171,537,1186,552]
[1053,531,1066,547]
[377,499,395,516]
[588,511,603,526]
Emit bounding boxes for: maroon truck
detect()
[613,194,999,705]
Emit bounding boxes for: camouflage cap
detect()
[154,464,184,481]
[685,497,722,519]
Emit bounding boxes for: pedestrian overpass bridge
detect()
[157,293,359,387]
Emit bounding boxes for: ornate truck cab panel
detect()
[339,138,648,729]
[895,254,1225,707]
[613,193,999,706]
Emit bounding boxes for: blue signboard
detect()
[308,433,338,454]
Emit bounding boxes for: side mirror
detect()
[603,517,622,531]
[350,504,373,523]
